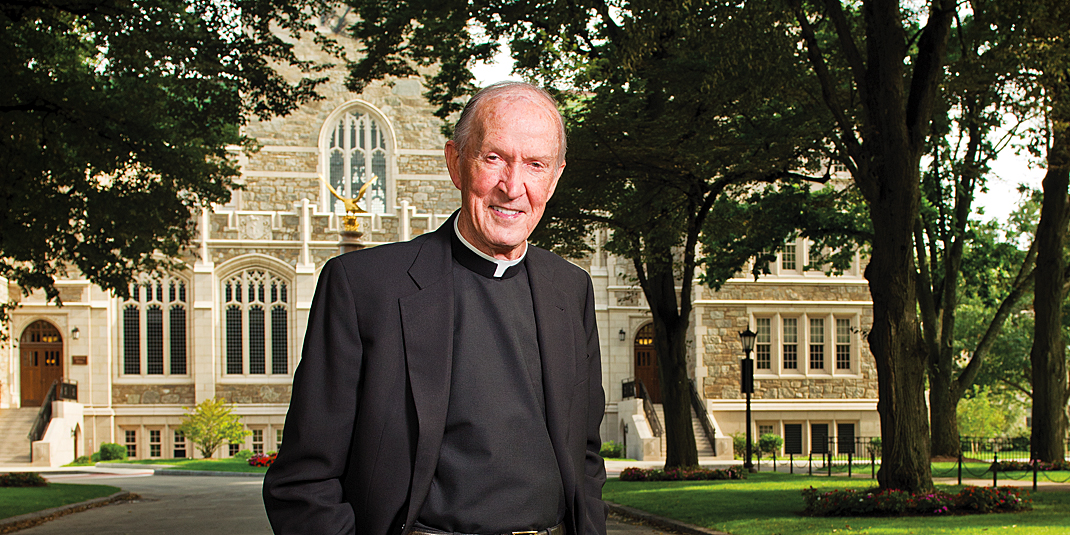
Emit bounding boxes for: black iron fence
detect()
[756,435,1070,491]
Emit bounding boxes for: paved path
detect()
[23,471,674,535]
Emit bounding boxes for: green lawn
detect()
[100,458,267,473]
[604,472,1070,535]
[0,484,120,519]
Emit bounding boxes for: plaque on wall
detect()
[72,355,88,365]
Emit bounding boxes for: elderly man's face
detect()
[446,93,565,260]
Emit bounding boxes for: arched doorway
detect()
[633,323,661,403]
[20,321,64,406]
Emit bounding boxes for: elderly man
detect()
[263,81,607,535]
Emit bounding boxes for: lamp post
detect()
[739,328,757,472]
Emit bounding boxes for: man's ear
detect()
[445,140,463,190]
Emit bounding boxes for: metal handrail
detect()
[689,379,717,456]
[27,380,60,460]
[620,377,663,438]
[636,379,663,438]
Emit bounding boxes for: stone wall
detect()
[216,384,292,404]
[699,287,878,402]
[240,174,320,212]
[213,248,301,268]
[703,281,870,302]
[396,179,460,214]
[398,154,447,175]
[113,384,195,405]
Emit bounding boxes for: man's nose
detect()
[497,164,524,197]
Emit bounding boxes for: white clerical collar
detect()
[453,217,527,278]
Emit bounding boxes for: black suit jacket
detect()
[263,216,607,535]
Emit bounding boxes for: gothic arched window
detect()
[325,108,390,214]
[121,276,188,376]
[222,269,290,376]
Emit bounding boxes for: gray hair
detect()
[452,81,567,164]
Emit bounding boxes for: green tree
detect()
[342,0,834,469]
[995,0,1070,463]
[0,0,337,326]
[790,0,957,492]
[956,193,1040,402]
[957,386,1025,438]
[177,397,251,458]
[918,8,1038,456]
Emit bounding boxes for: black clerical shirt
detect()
[414,231,566,533]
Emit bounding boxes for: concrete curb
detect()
[0,490,134,534]
[605,501,730,535]
[152,469,264,477]
[93,463,265,477]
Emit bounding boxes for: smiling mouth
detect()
[492,206,521,216]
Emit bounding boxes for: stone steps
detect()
[652,403,715,458]
[0,408,40,464]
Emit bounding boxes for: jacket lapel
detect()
[399,221,455,528]
[526,249,580,515]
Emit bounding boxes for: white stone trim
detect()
[709,399,878,412]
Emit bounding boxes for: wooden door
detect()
[633,323,661,403]
[20,321,64,407]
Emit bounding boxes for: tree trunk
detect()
[641,257,699,469]
[656,318,698,468]
[867,181,934,493]
[929,369,962,457]
[1031,119,1070,463]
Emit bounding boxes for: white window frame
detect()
[221,269,292,377]
[749,310,862,377]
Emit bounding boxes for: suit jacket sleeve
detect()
[581,275,609,535]
[263,258,361,534]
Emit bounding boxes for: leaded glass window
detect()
[121,276,188,376]
[326,109,389,214]
[223,269,290,375]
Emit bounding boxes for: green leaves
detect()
[177,397,252,459]
[0,1,335,319]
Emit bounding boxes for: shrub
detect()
[600,441,624,458]
[867,437,882,456]
[618,466,744,482]
[248,453,277,468]
[956,486,1031,513]
[730,432,752,459]
[0,472,48,487]
[234,449,254,461]
[803,486,1030,516]
[992,459,1070,472]
[802,487,908,516]
[906,491,956,515]
[758,433,784,455]
[70,455,92,466]
[98,442,127,461]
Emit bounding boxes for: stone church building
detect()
[1,18,878,465]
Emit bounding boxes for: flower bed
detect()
[991,459,1070,472]
[618,466,744,481]
[802,486,1030,516]
[248,453,277,468]
[0,472,47,487]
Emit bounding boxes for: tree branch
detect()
[789,0,866,191]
